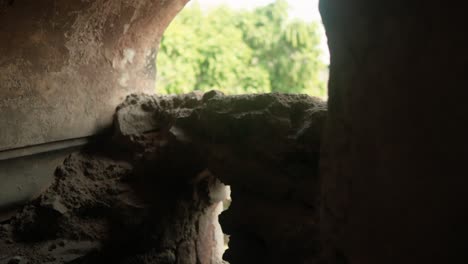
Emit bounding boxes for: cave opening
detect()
[197,175,231,264]
[1,0,327,263]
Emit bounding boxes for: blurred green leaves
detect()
[156,0,328,97]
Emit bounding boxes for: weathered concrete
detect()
[319,1,468,263]
[0,0,188,151]
[0,147,82,221]
[0,137,89,161]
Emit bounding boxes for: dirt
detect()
[0,136,216,264]
[0,152,131,263]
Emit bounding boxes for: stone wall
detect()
[0,0,187,151]
[0,92,327,263]
[319,1,468,263]
[114,91,328,263]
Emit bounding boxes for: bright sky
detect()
[188,0,322,22]
[187,0,330,63]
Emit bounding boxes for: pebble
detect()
[7,256,23,264]
[48,243,57,251]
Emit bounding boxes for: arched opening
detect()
[0,1,327,263]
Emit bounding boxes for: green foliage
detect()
[156,0,328,97]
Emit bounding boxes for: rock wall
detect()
[114,91,327,263]
[0,91,327,264]
[0,0,187,151]
[319,1,468,263]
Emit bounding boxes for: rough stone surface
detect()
[114,92,327,264]
[0,91,326,264]
[318,1,468,263]
[0,144,219,264]
[0,0,188,151]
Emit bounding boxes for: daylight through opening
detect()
[156,0,330,99]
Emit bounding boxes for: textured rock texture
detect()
[319,1,468,263]
[0,91,327,264]
[0,0,187,151]
[0,140,225,264]
[114,91,327,263]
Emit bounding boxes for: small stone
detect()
[0,223,14,237]
[154,250,176,264]
[8,256,23,264]
[48,243,57,251]
[41,195,68,214]
[55,165,69,178]
[202,90,224,101]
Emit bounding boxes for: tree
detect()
[156,0,328,97]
